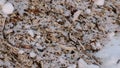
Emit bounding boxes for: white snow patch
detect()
[30,51,36,58]
[2,2,14,14]
[78,59,87,68]
[18,50,24,54]
[67,64,76,68]
[94,0,105,6]
[64,10,71,16]
[108,32,115,39]
[96,42,102,49]
[28,30,35,37]
[94,33,120,68]
[78,59,99,68]
[0,0,6,6]
[58,57,66,64]
[85,9,91,14]
[0,60,4,66]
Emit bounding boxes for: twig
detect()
[2,17,15,47]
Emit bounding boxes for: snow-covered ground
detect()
[0,0,119,68]
[94,32,120,68]
[78,32,120,68]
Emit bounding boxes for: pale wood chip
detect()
[59,44,76,51]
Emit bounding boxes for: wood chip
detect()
[59,44,76,51]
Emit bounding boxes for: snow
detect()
[0,60,4,66]
[67,64,76,68]
[94,0,105,6]
[0,0,6,6]
[94,33,120,68]
[95,42,102,49]
[30,51,36,58]
[77,32,120,68]
[85,9,91,14]
[18,50,24,54]
[78,59,99,68]
[78,59,87,68]
[108,32,115,39]
[64,10,71,16]
[28,30,35,37]
[2,2,14,14]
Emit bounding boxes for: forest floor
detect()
[0,0,120,68]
